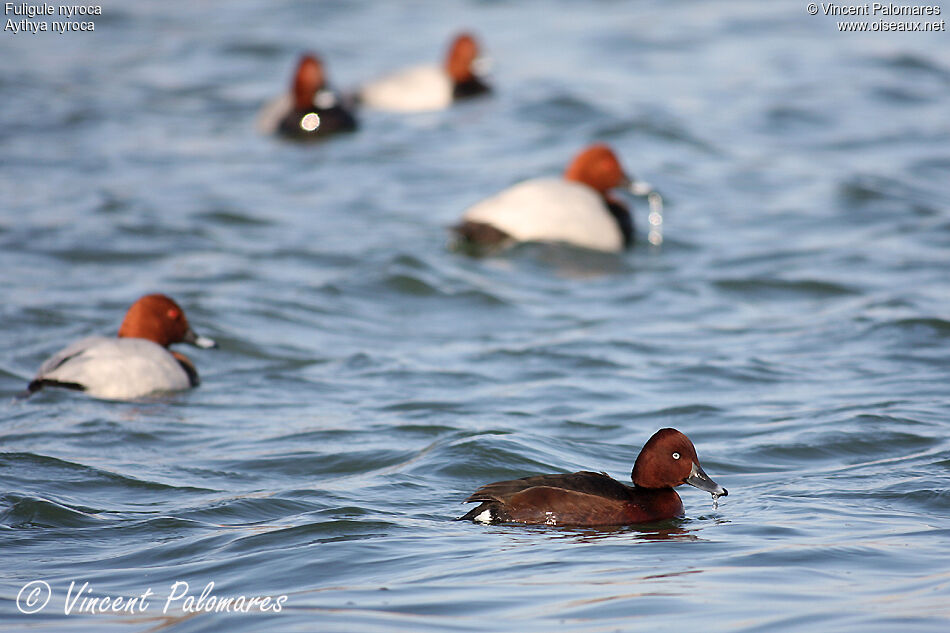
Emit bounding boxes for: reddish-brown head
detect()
[632,428,727,495]
[118,294,216,349]
[292,54,326,111]
[631,429,698,489]
[445,32,480,83]
[563,144,630,195]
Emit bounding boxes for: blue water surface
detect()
[2,1,950,631]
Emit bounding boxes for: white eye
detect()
[672,452,680,460]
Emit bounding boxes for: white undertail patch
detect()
[474,509,493,524]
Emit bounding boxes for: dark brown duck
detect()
[460,428,727,527]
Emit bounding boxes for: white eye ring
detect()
[672,452,680,460]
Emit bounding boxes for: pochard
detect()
[258,53,358,140]
[28,294,216,401]
[453,144,663,254]
[358,32,490,112]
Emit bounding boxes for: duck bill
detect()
[471,56,492,76]
[183,328,217,349]
[627,178,654,197]
[685,462,727,497]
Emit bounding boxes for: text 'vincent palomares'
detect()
[817,3,941,15]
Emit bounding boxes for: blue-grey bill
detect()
[184,329,217,349]
[686,461,727,498]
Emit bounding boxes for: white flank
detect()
[359,64,453,112]
[36,337,192,400]
[462,178,624,253]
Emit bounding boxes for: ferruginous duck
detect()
[460,428,726,527]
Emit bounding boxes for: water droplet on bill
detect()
[647,192,663,246]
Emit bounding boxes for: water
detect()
[2,1,950,631]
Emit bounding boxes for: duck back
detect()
[33,337,193,400]
[359,65,453,112]
[461,179,625,253]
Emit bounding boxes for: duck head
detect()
[631,428,727,496]
[445,32,482,84]
[118,294,216,349]
[292,53,326,111]
[563,144,633,196]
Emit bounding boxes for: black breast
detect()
[605,199,634,248]
[452,77,491,101]
[277,105,358,141]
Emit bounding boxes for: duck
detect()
[257,53,358,140]
[460,428,726,527]
[358,32,490,112]
[28,294,217,401]
[453,144,663,254]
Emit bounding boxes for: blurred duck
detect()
[258,53,358,140]
[358,32,490,112]
[28,294,216,401]
[460,428,727,527]
[453,144,663,254]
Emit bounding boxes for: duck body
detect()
[358,32,490,112]
[457,178,630,253]
[30,337,198,400]
[359,64,454,112]
[461,471,684,526]
[259,53,358,140]
[27,294,215,401]
[452,144,645,255]
[275,94,358,141]
[460,428,727,528]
